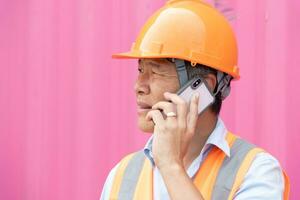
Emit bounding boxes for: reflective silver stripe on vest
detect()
[118,151,146,200]
[212,137,256,200]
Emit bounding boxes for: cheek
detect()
[166,79,180,92]
[151,78,179,98]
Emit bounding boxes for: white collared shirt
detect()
[100,117,285,200]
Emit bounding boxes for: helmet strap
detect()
[214,71,232,100]
[173,59,189,88]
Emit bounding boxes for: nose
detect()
[134,76,150,96]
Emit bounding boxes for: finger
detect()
[164,92,188,124]
[152,101,176,116]
[146,109,165,125]
[187,93,199,135]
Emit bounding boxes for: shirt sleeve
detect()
[99,163,119,200]
[233,152,285,200]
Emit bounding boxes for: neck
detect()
[183,110,218,170]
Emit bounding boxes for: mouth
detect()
[136,101,152,114]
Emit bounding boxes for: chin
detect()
[137,115,154,133]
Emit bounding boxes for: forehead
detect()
[138,58,173,67]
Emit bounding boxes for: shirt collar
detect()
[143,117,231,166]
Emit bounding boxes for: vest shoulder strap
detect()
[283,170,290,199]
[214,139,264,200]
[193,132,266,200]
[109,151,152,200]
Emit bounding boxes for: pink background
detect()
[0,0,299,199]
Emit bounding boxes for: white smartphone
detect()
[177,77,215,115]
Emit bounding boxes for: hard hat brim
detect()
[112,51,170,59]
[112,51,240,81]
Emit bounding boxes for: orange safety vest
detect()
[109,132,290,200]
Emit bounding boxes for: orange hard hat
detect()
[112,0,239,80]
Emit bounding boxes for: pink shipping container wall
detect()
[0,0,299,199]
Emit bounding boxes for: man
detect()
[101,0,290,199]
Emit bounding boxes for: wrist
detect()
[158,161,185,176]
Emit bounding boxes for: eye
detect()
[151,68,162,75]
[138,67,144,73]
[152,70,165,76]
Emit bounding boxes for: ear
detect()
[204,74,217,92]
